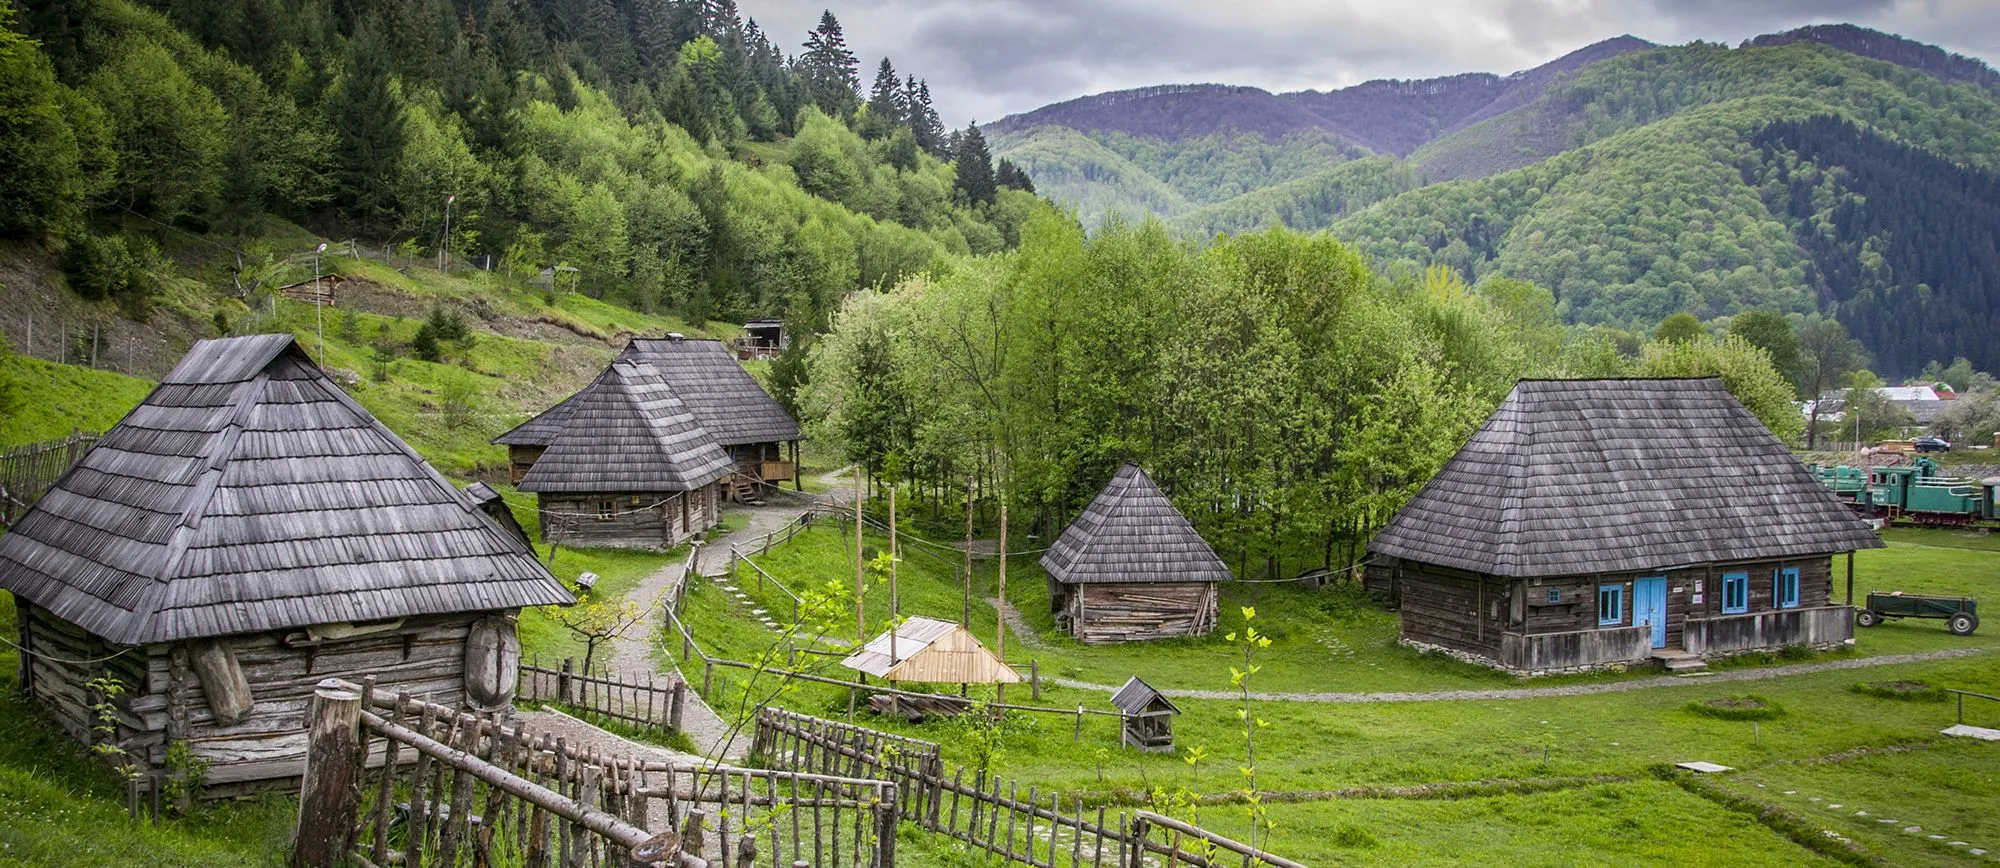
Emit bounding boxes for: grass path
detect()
[1047,645,1994,702]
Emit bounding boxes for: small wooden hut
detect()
[841,617,1020,718]
[1041,464,1231,643]
[516,361,733,549]
[1110,676,1178,753]
[498,336,800,499]
[1365,378,1884,675]
[0,334,572,793]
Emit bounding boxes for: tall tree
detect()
[1798,316,1866,448]
[908,76,944,156]
[1727,310,1801,392]
[799,10,857,117]
[1653,312,1705,344]
[331,22,407,227]
[952,121,994,206]
[861,56,899,139]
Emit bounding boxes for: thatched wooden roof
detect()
[516,361,733,494]
[496,336,798,449]
[0,334,572,645]
[1041,464,1232,586]
[1111,676,1178,716]
[1368,378,1885,578]
[840,616,1022,683]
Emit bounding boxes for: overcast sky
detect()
[740,0,2000,127]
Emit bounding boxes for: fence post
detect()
[682,810,707,860]
[703,661,714,698]
[670,681,686,732]
[559,657,574,705]
[1031,660,1040,701]
[1127,815,1149,868]
[291,679,363,868]
[875,789,898,868]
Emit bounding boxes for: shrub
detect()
[62,232,157,310]
[1686,694,1786,721]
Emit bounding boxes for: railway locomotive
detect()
[1811,457,2000,526]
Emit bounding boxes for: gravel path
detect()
[1046,646,1994,703]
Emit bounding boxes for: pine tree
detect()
[952,121,995,206]
[861,57,900,139]
[910,78,946,156]
[333,22,406,228]
[995,157,1034,194]
[799,10,857,117]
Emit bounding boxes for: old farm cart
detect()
[755,708,1304,868]
[295,680,901,868]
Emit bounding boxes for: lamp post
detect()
[313,243,329,369]
[439,194,456,271]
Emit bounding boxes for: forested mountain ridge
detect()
[992,26,2000,376]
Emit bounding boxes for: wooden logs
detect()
[189,639,255,726]
[291,679,362,868]
[464,615,520,711]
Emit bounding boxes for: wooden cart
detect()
[1856,592,1979,635]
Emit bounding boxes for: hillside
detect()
[991,27,2000,376]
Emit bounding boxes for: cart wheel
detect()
[1856,609,1881,627]
[1948,612,1978,636]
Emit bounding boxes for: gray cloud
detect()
[742,0,2000,127]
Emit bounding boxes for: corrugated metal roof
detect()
[0,335,573,644]
[840,616,1022,683]
[1367,378,1885,578]
[1041,464,1233,585]
[515,361,733,494]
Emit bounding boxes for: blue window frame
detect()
[1776,567,1800,609]
[1598,585,1625,626]
[1547,588,1561,605]
[1722,572,1749,614]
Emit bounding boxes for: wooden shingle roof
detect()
[1367,378,1884,578]
[1110,675,1178,716]
[1040,464,1233,586]
[0,335,572,645]
[515,361,733,494]
[494,336,798,448]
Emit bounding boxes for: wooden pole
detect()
[292,679,363,868]
[1846,551,1855,607]
[997,498,1008,707]
[964,480,974,628]
[855,464,865,644]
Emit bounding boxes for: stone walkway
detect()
[1045,646,1994,703]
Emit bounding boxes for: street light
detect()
[440,194,456,271]
[314,242,328,369]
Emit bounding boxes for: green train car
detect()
[1810,459,1998,526]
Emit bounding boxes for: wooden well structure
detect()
[0,334,572,793]
[1111,676,1179,752]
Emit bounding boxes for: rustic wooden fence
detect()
[297,678,903,868]
[0,430,98,527]
[753,710,1304,868]
[520,657,688,737]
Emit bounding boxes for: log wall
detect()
[1067,582,1217,644]
[1395,562,1508,659]
[507,445,545,484]
[536,483,719,550]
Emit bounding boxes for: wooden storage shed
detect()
[498,336,800,498]
[840,616,1022,685]
[516,360,733,549]
[1111,676,1178,753]
[0,334,572,793]
[1040,464,1231,643]
[1365,378,1884,675]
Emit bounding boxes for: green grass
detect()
[0,353,154,445]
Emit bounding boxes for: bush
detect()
[62,232,149,303]
[1685,694,1786,721]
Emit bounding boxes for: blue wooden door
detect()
[1634,577,1668,648]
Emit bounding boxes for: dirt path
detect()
[1046,646,1994,703]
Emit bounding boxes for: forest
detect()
[0,0,1039,332]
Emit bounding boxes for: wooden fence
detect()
[520,657,688,736]
[297,679,902,868]
[0,430,98,527]
[754,710,1303,868]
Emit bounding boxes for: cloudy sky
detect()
[741,0,2000,126]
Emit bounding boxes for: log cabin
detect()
[0,334,572,794]
[1365,378,1884,675]
[515,361,734,549]
[497,336,800,501]
[1040,464,1231,643]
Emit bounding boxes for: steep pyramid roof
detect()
[0,335,572,645]
[1040,464,1233,585]
[495,336,798,448]
[515,361,733,493]
[1368,378,1884,578]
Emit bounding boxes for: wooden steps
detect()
[1651,649,1710,674]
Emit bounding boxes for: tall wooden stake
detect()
[996,498,1008,706]
[963,480,974,627]
[855,465,865,644]
[292,679,363,868]
[889,485,900,666]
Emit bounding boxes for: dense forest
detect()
[0,0,1040,332]
[990,28,2000,377]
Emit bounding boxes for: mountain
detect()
[991,26,2000,376]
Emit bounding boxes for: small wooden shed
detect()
[0,334,572,793]
[1111,676,1178,753]
[516,361,733,549]
[1366,378,1885,675]
[840,617,1022,684]
[1041,464,1231,643]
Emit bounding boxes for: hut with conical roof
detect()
[1040,464,1232,643]
[515,360,734,549]
[1366,378,1883,675]
[0,335,572,793]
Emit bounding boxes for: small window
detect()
[595,500,615,521]
[1598,585,1624,626]
[1547,588,1562,605]
[1722,572,1749,614]
[629,494,643,506]
[1776,567,1800,609]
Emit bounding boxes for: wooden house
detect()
[0,334,572,793]
[515,361,734,549]
[1040,464,1231,643]
[498,335,800,499]
[1365,378,1884,675]
[1110,676,1178,753]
